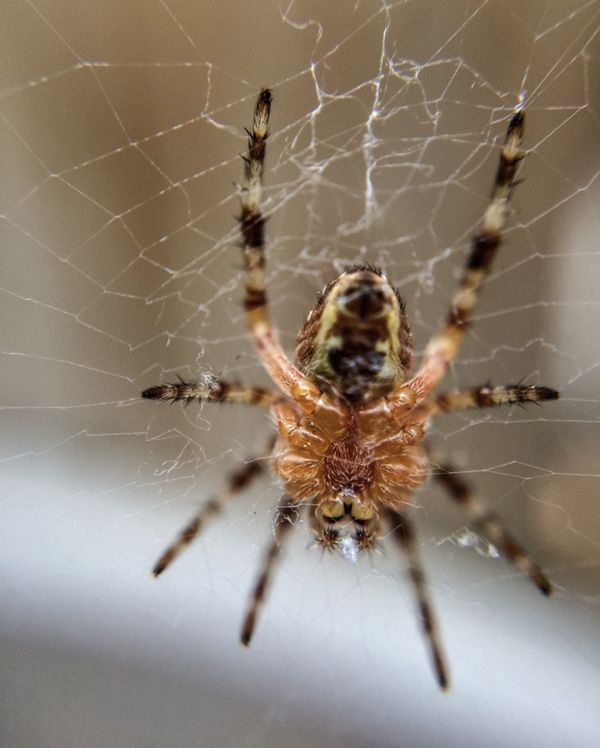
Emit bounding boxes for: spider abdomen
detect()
[295,267,412,404]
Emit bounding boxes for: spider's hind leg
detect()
[237,89,320,410]
[408,105,526,401]
[432,459,552,595]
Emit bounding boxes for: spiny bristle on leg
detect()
[432,382,559,414]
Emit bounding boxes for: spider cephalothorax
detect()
[143,90,558,690]
[273,386,427,558]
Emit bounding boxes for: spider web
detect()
[2,1,600,746]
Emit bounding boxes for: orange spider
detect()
[143,89,557,689]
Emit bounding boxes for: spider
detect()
[143,89,558,689]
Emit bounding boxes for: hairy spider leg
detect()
[239,89,320,412]
[241,495,299,646]
[432,460,552,595]
[407,106,526,404]
[143,375,282,408]
[152,445,272,577]
[388,509,449,690]
[428,382,559,416]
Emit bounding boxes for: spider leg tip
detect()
[537,386,560,402]
[152,563,166,578]
[508,108,525,133]
[434,658,450,691]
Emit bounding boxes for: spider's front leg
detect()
[239,89,320,413]
[240,494,299,646]
[152,437,274,577]
[388,509,449,690]
[432,458,552,595]
[408,105,527,403]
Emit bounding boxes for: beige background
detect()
[1,1,600,746]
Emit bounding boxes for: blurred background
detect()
[1,1,600,746]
